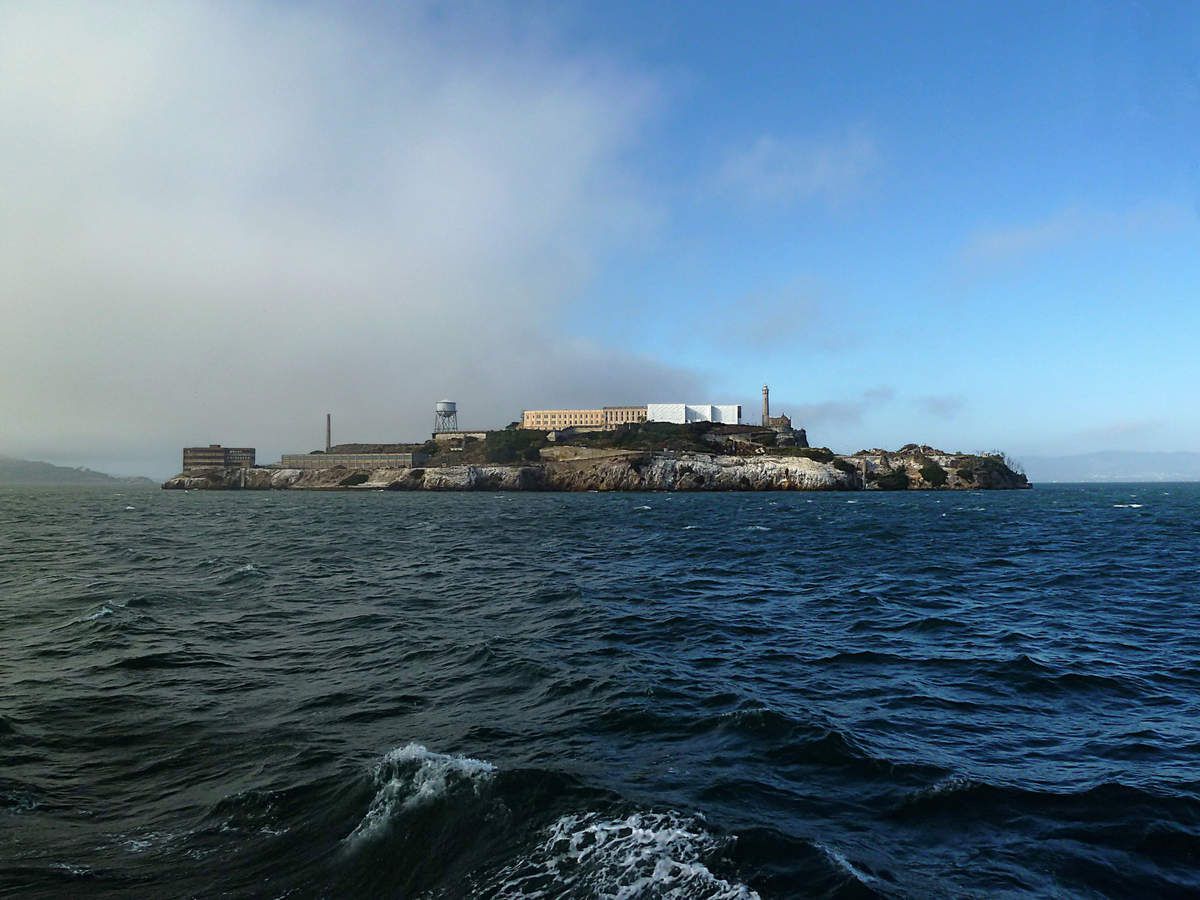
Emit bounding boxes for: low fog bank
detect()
[0,2,706,477]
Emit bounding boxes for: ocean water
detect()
[2,484,1198,897]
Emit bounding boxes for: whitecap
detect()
[914,773,975,799]
[124,506,136,511]
[345,743,496,846]
[50,863,91,876]
[484,810,758,899]
[119,830,176,853]
[683,525,699,530]
[634,505,652,511]
[747,525,770,531]
[52,604,118,631]
[1113,503,1144,509]
[815,842,875,886]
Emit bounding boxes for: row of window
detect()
[524,410,647,426]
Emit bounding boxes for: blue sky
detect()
[558,0,1200,455]
[1,1,1196,475]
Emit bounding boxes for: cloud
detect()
[0,2,704,474]
[717,129,878,207]
[773,386,894,427]
[959,202,1192,269]
[915,394,965,419]
[722,281,823,347]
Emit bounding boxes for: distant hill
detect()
[0,456,156,487]
[1021,451,1200,483]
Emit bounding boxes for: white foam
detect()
[816,842,875,886]
[917,774,975,799]
[119,830,176,853]
[486,810,758,899]
[747,525,770,531]
[345,743,495,845]
[53,604,118,631]
[635,505,652,511]
[124,505,136,511]
[50,862,91,876]
[1113,503,1144,509]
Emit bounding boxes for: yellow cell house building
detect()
[521,406,647,430]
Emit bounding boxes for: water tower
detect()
[434,400,459,433]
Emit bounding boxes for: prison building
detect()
[520,406,647,430]
[278,452,427,470]
[645,404,742,425]
[182,445,256,469]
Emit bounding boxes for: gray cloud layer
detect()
[0,2,704,474]
[773,386,895,430]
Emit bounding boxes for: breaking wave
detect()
[344,743,496,845]
[480,810,758,899]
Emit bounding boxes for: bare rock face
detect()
[162,467,304,490]
[850,448,1028,490]
[162,448,1027,492]
[387,466,545,491]
[629,453,849,491]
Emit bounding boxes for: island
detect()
[1,455,156,488]
[163,424,1028,492]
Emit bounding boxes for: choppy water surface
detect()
[2,484,1198,897]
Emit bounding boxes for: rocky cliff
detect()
[163,448,1028,492]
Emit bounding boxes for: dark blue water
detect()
[2,484,1198,897]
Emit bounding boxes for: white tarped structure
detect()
[646,403,742,425]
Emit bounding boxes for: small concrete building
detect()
[183,445,255,469]
[646,404,742,425]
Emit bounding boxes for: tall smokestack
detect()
[762,384,769,427]
[325,413,331,453]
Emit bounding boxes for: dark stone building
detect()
[182,445,256,470]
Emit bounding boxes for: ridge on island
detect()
[1,455,156,487]
[163,424,1028,491]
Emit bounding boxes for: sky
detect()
[1,1,1197,477]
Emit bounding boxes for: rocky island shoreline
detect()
[163,445,1029,492]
